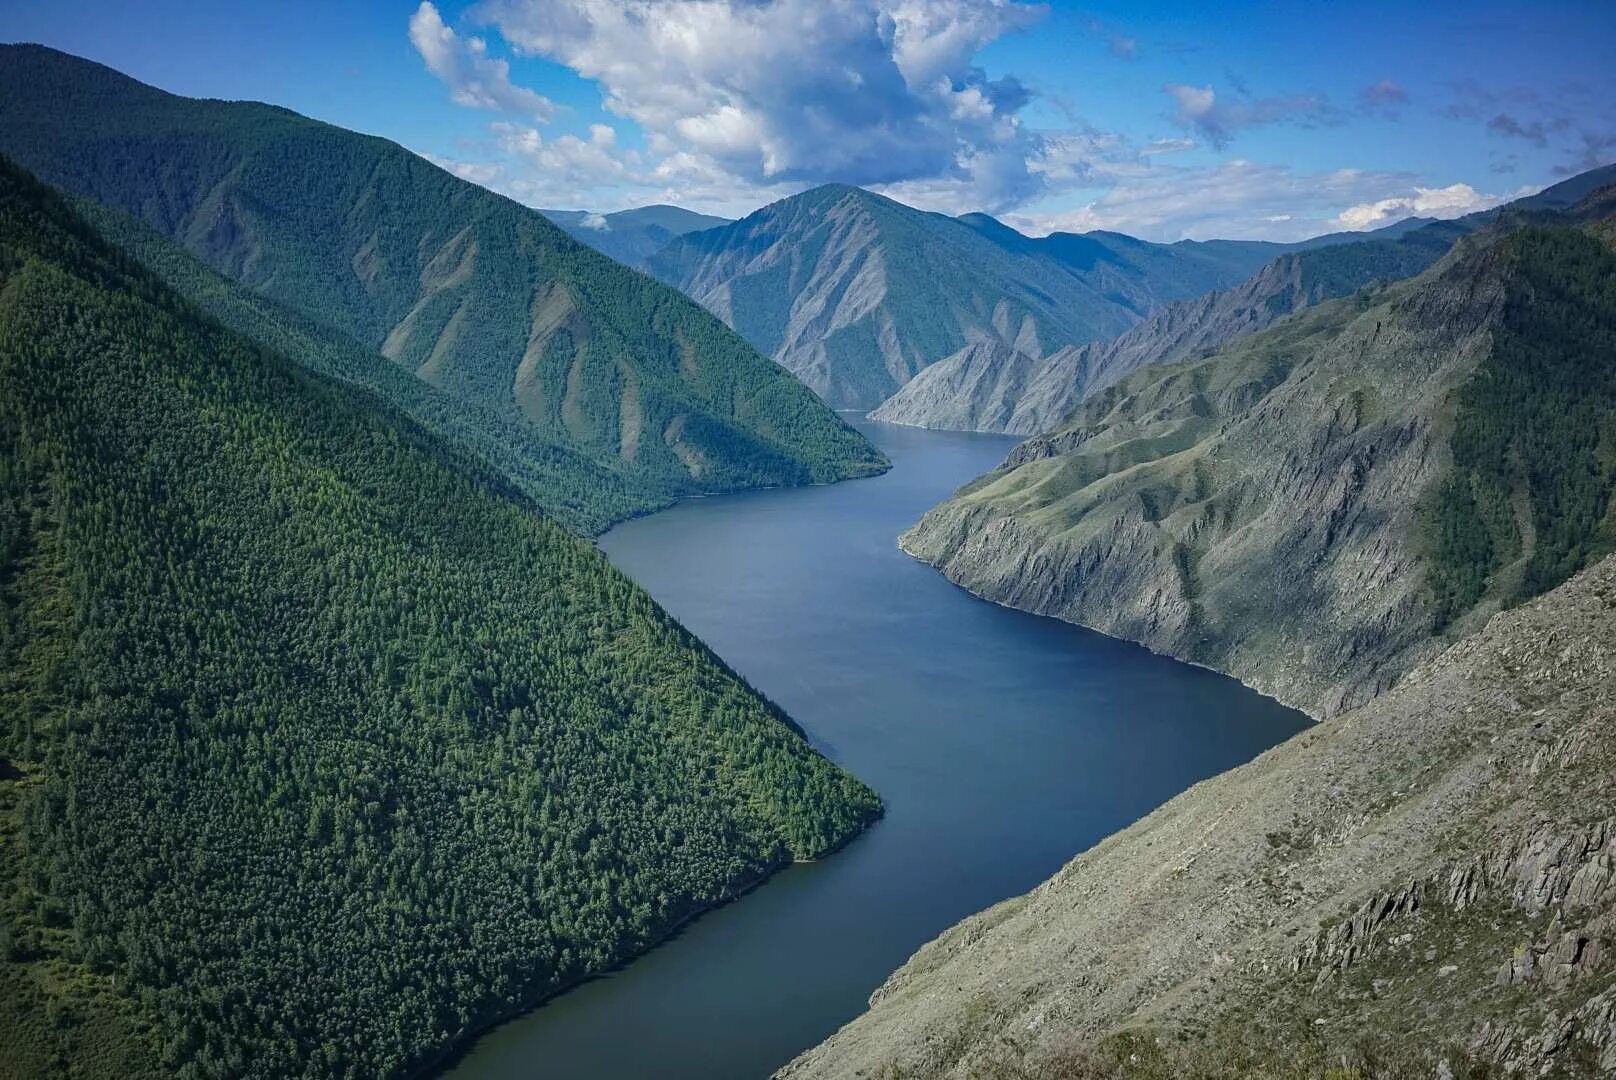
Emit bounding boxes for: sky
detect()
[4,1,1614,242]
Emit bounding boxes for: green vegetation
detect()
[1423,226,1616,627]
[0,44,885,535]
[0,157,879,1077]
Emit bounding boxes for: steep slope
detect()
[784,550,1616,1079]
[0,157,879,1079]
[649,184,1292,408]
[875,217,1470,434]
[70,196,653,534]
[865,339,1041,431]
[875,165,1616,435]
[901,197,1616,717]
[0,45,885,532]
[541,204,730,271]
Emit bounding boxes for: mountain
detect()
[0,45,885,535]
[875,166,1616,435]
[647,184,1302,409]
[898,189,1616,718]
[0,155,880,1079]
[541,204,731,270]
[872,216,1469,433]
[784,549,1616,1078]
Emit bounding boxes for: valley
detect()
[447,420,1307,1079]
[1,15,1613,1078]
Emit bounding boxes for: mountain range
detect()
[0,44,885,535]
[643,183,1324,409]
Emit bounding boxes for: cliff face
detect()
[782,548,1616,1079]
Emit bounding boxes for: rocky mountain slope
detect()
[783,548,1616,1079]
[874,165,1616,436]
[898,193,1616,719]
[871,218,1468,434]
[0,45,885,534]
[541,204,730,271]
[648,184,1298,409]
[0,155,879,1080]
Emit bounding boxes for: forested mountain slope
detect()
[0,157,879,1079]
[785,546,1616,1079]
[542,204,730,271]
[647,184,1296,409]
[900,191,1616,718]
[0,45,884,533]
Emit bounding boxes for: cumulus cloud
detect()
[1336,182,1513,230]
[409,2,555,119]
[1163,83,1336,148]
[473,0,1048,211]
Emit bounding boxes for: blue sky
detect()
[5,0,1613,240]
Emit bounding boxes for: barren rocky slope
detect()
[783,550,1616,1079]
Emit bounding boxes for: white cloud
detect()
[409,2,555,119]
[473,0,1048,210]
[1335,182,1515,230]
[1005,161,1459,242]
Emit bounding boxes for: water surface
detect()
[449,420,1308,1079]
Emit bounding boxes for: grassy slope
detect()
[0,157,879,1078]
[0,44,885,533]
[902,200,1616,716]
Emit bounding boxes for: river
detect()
[447,419,1309,1079]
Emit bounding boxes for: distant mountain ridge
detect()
[542,204,731,270]
[647,183,1314,409]
[0,44,884,534]
[874,164,1616,434]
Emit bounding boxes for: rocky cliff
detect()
[783,545,1616,1079]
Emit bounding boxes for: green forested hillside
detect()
[0,157,879,1078]
[1424,225,1616,625]
[0,44,885,533]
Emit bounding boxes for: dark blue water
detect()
[448,420,1308,1079]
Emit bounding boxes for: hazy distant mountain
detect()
[0,45,884,534]
[647,184,1306,409]
[542,204,731,270]
[875,165,1616,434]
